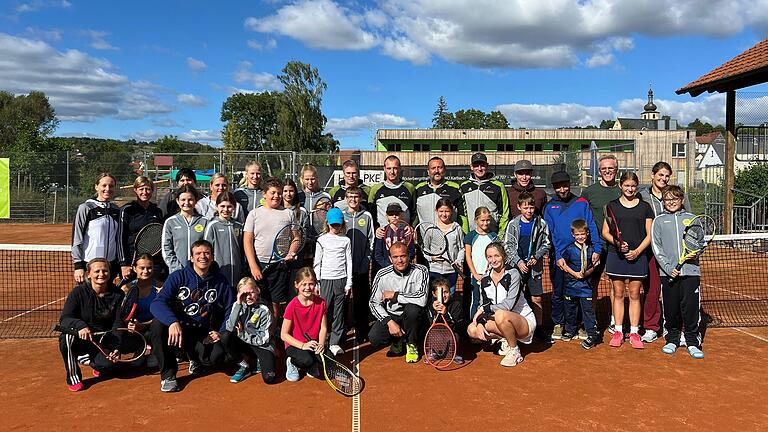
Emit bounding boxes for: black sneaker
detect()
[533,328,553,344]
[560,332,575,342]
[581,336,599,350]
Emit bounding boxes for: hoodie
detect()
[543,193,602,261]
[71,198,120,270]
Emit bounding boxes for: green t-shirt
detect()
[581,182,621,240]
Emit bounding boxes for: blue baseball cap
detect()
[327,207,344,225]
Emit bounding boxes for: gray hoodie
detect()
[503,215,551,279]
[204,218,244,286]
[161,213,207,273]
[342,207,375,274]
[651,210,701,277]
[225,300,274,352]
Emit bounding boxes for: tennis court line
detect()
[701,282,760,301]
[351,330,361,432]
[709,327,768,343]
[1,296,67,323]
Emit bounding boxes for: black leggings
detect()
[285,346,321,370]
[150,320,225,380]
[59,333,118,386]
[220,331,277,384]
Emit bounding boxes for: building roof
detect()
[696,131,723,145]
[677,38,768,97]
[616,118,658,130]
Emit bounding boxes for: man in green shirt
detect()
[580,154,620,336]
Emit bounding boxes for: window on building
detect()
[414,142,430,152]
[524,143,544,152]
[387,143,402,152]
[672,142,686,158]
[442,143,459,152]
[470,143,486,152]
[498,143,515,152]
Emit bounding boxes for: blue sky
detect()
[2,0,767,150]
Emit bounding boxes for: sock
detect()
[615,325,623,333]
[630,326,639,334]
[610,316,615,326]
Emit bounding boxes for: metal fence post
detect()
[66,150,70,224]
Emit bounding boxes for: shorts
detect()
[518,309,536,345]
[605,251,648,279]
[521,272,543,296]
[257,261,290,303]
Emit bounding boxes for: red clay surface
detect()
[1,328,766,432]
[1,223,71,244]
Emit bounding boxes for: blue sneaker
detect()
[662,343,677,355]
[687,346,704,359]
[285,357,300,382]
[230,364,252,383]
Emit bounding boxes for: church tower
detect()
[641,85,660,120]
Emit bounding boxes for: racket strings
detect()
[424,325,456,367]
[135,223,163,254]
[99,329,147,361]
[422,228,447,256]
[325,360,360,395]
[274,225,305,258]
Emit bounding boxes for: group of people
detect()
[59,153,705,392]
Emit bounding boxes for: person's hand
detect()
[314,342,325,355]
[625,249,638,260]
[168,322,183,348]
[431,255,443,262]
[127,321,137,332]
[303,339,319,351]
[472,272,482,283]
[387,320,404,337]
[236,290,248,305]
[671,268,680,278]
[591,252,600,265]
[78,327,92,340]
[556,258,566,270]
[344,287,352,297]
[120,266,132,280]
[517,261,529,274]
[575,271,585,279]
[619,242,629,254]
[106,349,120,363]
[375,227,386,239]
[432,300,445,314]
[203,330,220,344]
[235,321,243,335]
[284,252,297,262]
[74,269,85,283]
[250,265,263,281]
[382,290,396,301]
[527,257,538,267]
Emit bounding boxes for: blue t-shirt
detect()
[135,284,158,322]
[518,219,533,259]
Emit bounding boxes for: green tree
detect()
[552,151,582,186]
[220,91,280,151]
[453,108,486,129]
[485,110,509,129]
[599,119,616,129]
[153,135,186,153]
[432,96,454,129]
[275,61,331,152]
[734,162,768,205]
[686,118,726,135]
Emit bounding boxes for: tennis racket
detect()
[526,217,542,265]
[134,222,163,257]
[423,286,457,369]
[302,333,362,397]
[54,324,147,362]
[417,223,466,279]
[262,223,306,272]
[384,221,414,251]
[310,197,332,236]
[605,204,626,254]
[672,214,716,278]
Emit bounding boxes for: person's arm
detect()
[651,216,675,276]
[313,236,324,280]
[489,270,522,313]
[161,218,180,273]
[495,181,511,234]
[369,271,390,323]
[394,266,429,307]
[252,303,273,347]
[225,301,242,333]
[503,221,523,268]
[149,274,181,327]
[317,310,328,353]
[373,237,389,268]
[59,286,87,331]
[583,201,602,255]
[453,226,465,266]
[534,220,552,260]
[117,205,130,270]
[464,234,480,281]
[344,238,353,294]
[71,203,88,282]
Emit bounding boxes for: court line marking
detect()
[709,327,768,343]
[1,296,67,323]
[702,282,760,301]
[351,329,361,432]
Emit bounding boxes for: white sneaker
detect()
[641,330,658,343]
[329,344,344,356]
[679,333,687,347]
[496,339,511,355]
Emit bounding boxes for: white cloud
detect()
[180,129,221,142]
[0,32,171,122]
[15,0,70,13]
[245,0,377,50]
[24,26,62,41]
[325,112,417,136]
[233,61,282,91]
[187,57,207,71]
[82,30,118,51]
[494,93,728,129]
[124,129,165,141]
[177,93,206,107]
[246,0,768,68]
[247,38,277,51]
[152,118,182,128]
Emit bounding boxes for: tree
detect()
[220,91,280,152]
[734,162,768,205]
[153,135,186,153]
[275,61,331,153]
[552,151,582,186]
[485,110,509,129]
[599,119,616,129]
[432,96,454,129]
[453,109,486,129]
[686,118,726,136]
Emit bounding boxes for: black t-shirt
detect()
[605,198,654,251]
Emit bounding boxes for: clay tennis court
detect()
[1,224,767,431]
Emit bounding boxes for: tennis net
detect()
[1,234,767,338]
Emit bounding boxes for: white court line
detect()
[702,282,760,301]
[1,296,66,323]
[351,329,361,432]
[709,327,768,343]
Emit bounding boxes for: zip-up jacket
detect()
[460,173,509,234]
[314,232,353,292]
[203,218,244,287]
[427,298,467,335]
[59,282,124,333]
[638,186,692,217]
[651,210,701,277]
[423,222,465,275]
[150,262,234,333]
[330,179,370,212]
[507,182,547,217]
[503,215,551,278]
[117,200,164,267]
[298,189,332,211]
[562,242,595,297]
[225,300,274,352]
[368,180,416,228]
[71,199,120,270]
[233,187,264,214]
[196,196,245,224]
[162,213,208,273]
[414,180,465,227]
[479,265,523,313]
[342,208,375,274]
[159,189,179,220]
[369,263,429,323]
[543,194,602,261]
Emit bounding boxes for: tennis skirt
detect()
[605,251,648,279]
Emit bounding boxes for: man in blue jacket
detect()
[543,171,601,342]
[150,239,234,392]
